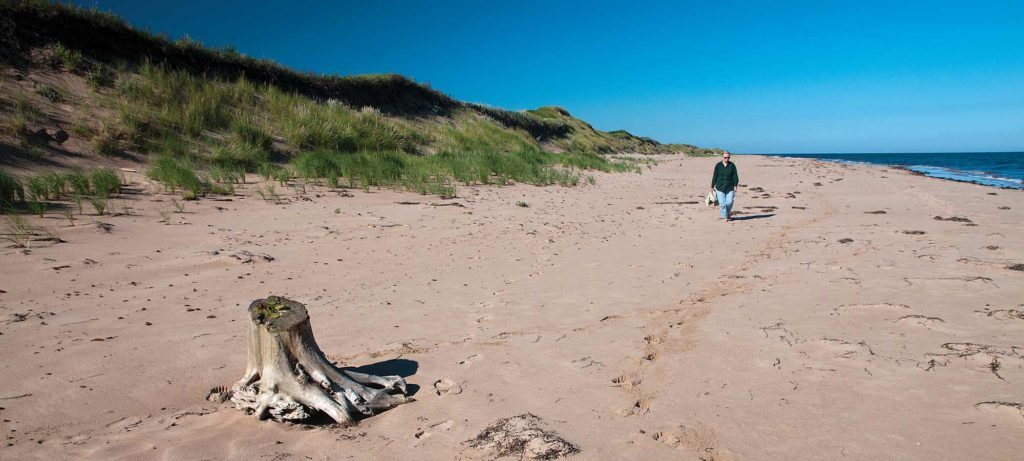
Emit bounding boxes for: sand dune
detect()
[1,155,1021,460]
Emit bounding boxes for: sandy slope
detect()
[1,155,1021,460]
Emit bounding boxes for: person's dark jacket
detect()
[711,162,739,193]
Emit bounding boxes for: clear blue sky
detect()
[75,0,1023,153]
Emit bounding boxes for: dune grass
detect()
[0,2,727,205]
[0,169,24,210]
[1,215,50,248]
[0,167,124,216]
[89,168,122,197]
[146,155,209,197]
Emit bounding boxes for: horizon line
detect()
[735,150,1024,155]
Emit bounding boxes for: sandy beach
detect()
[1,154,1021,460]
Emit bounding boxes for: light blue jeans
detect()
[715,190,734,219]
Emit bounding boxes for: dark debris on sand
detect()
[466,413,579,460]
[934,216,973,223]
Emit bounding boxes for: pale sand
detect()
[1,155,1021,460]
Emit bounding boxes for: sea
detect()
[760,152,1024,190]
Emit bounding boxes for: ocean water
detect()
[761,152,1024,190]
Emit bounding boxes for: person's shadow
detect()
[731,213,775,221]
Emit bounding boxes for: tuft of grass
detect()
[86,195,108,215]
[25,175,48,202]
[93,131,121,156]
[70,120,95,138]
[89,168,122,198]
[1,215,51,248]
[54,43,83,71]
[61,209,75,226]
[64,170,91,197]
[35,84,62,102]
[40,172,66,199]
[86,65,116,89]
[71,193,83,214]
[170,197,186,213]
[146,156,208,196]
[26,198,46,217]
[516,201,529,208]
[0,169,25,210]
[256,185,281,203]
[7,96,42,142]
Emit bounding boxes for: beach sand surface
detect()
[1,155,1021,460]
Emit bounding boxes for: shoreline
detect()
[747,153,1024,190]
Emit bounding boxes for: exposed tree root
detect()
[229,296,411,425]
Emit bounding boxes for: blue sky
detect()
[76,0,1023,153]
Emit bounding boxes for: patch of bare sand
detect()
[1,155,1022,460]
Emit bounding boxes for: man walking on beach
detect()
[711,153,739,222]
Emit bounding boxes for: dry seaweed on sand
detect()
[465,413,579,460]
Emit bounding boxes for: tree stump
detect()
[230,296,411,425]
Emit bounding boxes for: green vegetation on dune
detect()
[0,1,724,201]
[0,166,122,215]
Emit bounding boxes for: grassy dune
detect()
[0,0,723,207]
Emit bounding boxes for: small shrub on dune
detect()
[89,168,122,198]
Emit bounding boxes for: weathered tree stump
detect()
[230,296,411,425]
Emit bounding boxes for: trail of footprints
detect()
[609,209,818,418]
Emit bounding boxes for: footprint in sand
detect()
[653,422,735,460]
[459,353,482,366]
[433,378,463,396]
[414,419,455,442]
[832,303,909,316]
[976,308,1024,321]
[618,396,652,416]
[895,314,945,326]
[611,373,643,390]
